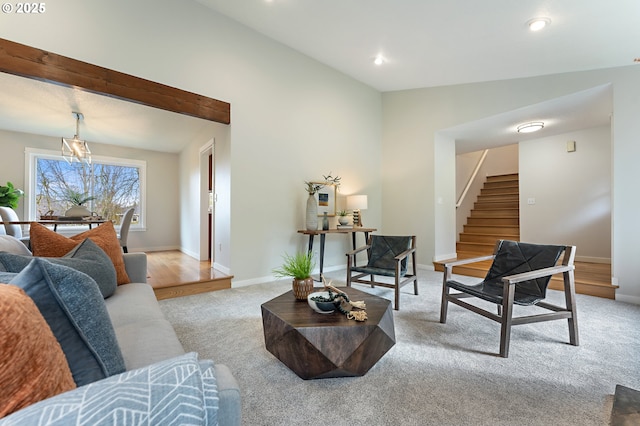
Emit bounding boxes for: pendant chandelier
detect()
[61,112,91,164]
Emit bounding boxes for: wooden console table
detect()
[297,227,376,279]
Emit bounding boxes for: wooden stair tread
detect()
[462,232,519,236]
[464,223,520,229]
[486,175,519,183]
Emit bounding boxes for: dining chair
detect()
[0,206,30,247]
[118,208,135,253]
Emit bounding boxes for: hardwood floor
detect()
[145,250,233,300]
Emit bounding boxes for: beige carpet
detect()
[159,269,640,426]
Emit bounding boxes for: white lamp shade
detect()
[347,195,368,210]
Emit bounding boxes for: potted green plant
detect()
[273,252,316,300]
[0,182,24,209]
[62,189,96,217]
[337,210,350,226]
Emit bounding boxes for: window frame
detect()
[24,147,147,231]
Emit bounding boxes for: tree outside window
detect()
[33,156,142,226]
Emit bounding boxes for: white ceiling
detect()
[445,84,612,154]
[196,0,640,92]
[0,0,633,152]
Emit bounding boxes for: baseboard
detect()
[179,247,199,259]
[418,263,435,271]
[213,262,231,275]
[316,264,345,274]
[615,293,640,305]
[433,253,457,262]
[233,275,277,288]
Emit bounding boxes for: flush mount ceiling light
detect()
[373,54,386,66]
[527,17,551,32]
[61,112,91,164]
[517,122,545,133]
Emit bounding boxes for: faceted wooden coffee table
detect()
[261,287,395,380]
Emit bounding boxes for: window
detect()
[25,148,146,229]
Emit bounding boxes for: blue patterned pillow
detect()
[0,238,117,298]
[0,353,219,426]
[6,258,125,386]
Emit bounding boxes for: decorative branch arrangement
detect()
[309,277,368,321]
[304,172,341,195]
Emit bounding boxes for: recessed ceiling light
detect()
[373,54,386,66]
[517,122,545,133]
[527,17,551,32]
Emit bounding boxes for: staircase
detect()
[458,173,520,255]
[434,173,616,299]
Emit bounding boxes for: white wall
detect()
[0,0,382,284]
[520,126,611,261]
[383,66,640,303]
[178,122,229,262]
[0,129,181,251]
[482,144,519,177]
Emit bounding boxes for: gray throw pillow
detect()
[0,238,117,298]
[6,258,126,386]
[0,272,16,283]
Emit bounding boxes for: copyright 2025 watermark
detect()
[2,3,46,13]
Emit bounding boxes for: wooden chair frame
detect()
[346,235,418,310]
[440,241,579,357]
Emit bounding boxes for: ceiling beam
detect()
[0,38,230,125]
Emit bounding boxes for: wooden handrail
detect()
[456,149,488,208]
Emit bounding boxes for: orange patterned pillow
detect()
[29,221,131,285]
[0,284,76,418]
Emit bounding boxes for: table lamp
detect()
[347,195,368,227]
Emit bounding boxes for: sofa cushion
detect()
[0,235,31,255]
[105,282,167,327]
[29,221,130,285]
[0,353,219,426]
[7,258,126,386]
[112,318,186,371]
[0,238,117,298]
[0,285,76,419]
[105,283,185,370]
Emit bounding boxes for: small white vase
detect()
[65,205,91,217]
[338,216,349,226]
[306,193,318,230]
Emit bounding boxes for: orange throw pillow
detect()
[29,221,131,285]
[0,285,76,418]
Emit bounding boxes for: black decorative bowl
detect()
[307,291,337,314]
